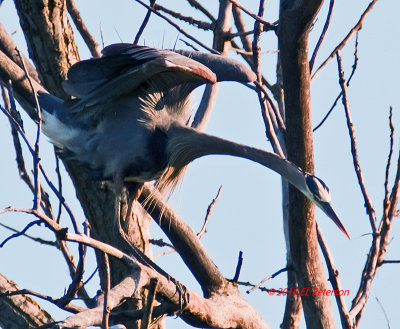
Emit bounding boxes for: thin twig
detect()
[376,297,391,329]
[0,222,56,246]
[0,289,85,314]
[132,0,219,54]
[309,0,334,71]
[140,278,159,329]
[150,238,174,249]
[312,0,380,80]
[198,185,223,238]
[15,48,42,211]
[232,3,252,52]
[134,0,156,44]
[186,0,215,22]
[66,0,101,57]
[154,3,212,31]
[316,223,351,328]
[232,251,243,282]
[0,103,80,233]
[228,0,276,31]
[336,51,377,231]
[1,82,53,218]
[0,220,43,247]
[247,267,288,294]
[254,80,286,132]
[83,266,99,286]
[154,186,222,258]
[102,253,111,329]
[252,1,284,157]
[54,152,63,223]
[314,32,359,132]
[383,106,394,217]
[379,260,400,265]
[179,38,199,51]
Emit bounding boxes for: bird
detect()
[37,43,350,239]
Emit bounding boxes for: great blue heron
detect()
[38,44,350,239]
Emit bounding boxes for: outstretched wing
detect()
[63,44,217,120]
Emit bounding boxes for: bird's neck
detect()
[165,123,308,194]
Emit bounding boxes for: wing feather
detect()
[63,45,217,120]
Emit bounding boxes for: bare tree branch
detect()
[309,0,334,71]
[140,278,159,329]
[134,0,156,45]
[0,273,54,328]
[313,31,359,132]
[154,3,213,31]
[312,0,380,80]
[228,0,276,31]
[140,184,226,295]
[132,0,219,54]
[316,224,351,328]
[102,253,111,329]
[66,0,101,57]
[337,51,377,231]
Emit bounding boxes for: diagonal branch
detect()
[316,224,351,328]
[312,0,380,80]
[134,0,156,45]
[228,0,276,31]
[66,0,101,57]
[154,3,213,31]
[336,51,377,232]
[140,184,226,295]
[252,1,284,157]
[309,0,334,71]
[132,0,219,54]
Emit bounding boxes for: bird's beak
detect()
[318,202,351,239]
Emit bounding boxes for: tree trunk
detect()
[279,0,336,328]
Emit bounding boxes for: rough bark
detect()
[9,1,157,328]
[0,273,54,328]
[279,0,336,328]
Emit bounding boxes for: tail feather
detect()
[38,92,80,149]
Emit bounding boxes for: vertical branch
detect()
[140,278,159,329]
[192,0,232,131]
[16,48,42,211]
[309,0,335,71]
[102,253,111,329]
[383,106,394,217]
[134,0,156,45]
[336,51,377,232]
[252,1,284,156]
[232,4,252,53]
[279,0,335,328]
[13,0,80,98]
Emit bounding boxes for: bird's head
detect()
[304,174,351,239]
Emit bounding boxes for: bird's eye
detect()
[305,175,331,203]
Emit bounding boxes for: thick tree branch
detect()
[140,184,226,296]
[278,0,336,327]
[0,273,54,328]
[13,0,80,98]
